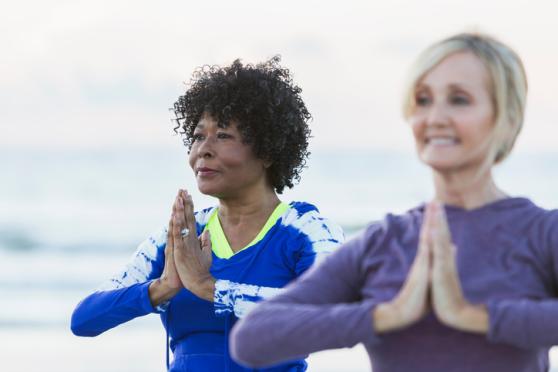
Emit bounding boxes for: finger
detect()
[179,191,189,229]
[411,207,432,273]
[175,195,202,258]
[430,202,442,256]
[165,243,175,264]
[181,192,197,235]
[180,190,194,226]
[172,201,187,247]
[200,230,211,251]
[419,202,435,249]
[174,191,182,219]
[174,196,187,227]
[201,231,213,270]
[432,201,451,245]
[167,218,174,248]
[430,203,445,254]
[172,192,184,223]
[431,203,455,263]
[415,203,434,273]
[164,218,175,268]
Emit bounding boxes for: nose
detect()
[425,101,450,128]
[196,135,215,159]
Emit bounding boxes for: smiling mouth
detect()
[425,137,459,146]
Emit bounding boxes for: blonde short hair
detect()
[402,33,528,163]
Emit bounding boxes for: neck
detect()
[217,186,280,226]
[432,164,507,210]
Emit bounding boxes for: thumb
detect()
[201,230,212,252]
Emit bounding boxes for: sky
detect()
[2,0,558,152]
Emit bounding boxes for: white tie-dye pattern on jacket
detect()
[214,207,344,317]
[96,204,344,317]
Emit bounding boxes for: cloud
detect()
[2,0,558,151]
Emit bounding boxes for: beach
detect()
[2,148,558,371]
[2,326,558,371]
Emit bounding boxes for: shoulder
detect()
[518,199,558,264]
[481,197,558,259]
[279,201,345,244]
[523,199,558,248]
[521,198,558,223]
[498,198,557,237]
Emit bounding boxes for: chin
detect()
[196,182,220,197]
[419,154,463,172]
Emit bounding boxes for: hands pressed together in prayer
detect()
[154,194,490,333]
[149,190,215,305]
[373,201,489,334]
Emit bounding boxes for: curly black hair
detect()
[172,56,312,194]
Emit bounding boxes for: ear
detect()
[263,159,273,169]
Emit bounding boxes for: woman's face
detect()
[408,51,496,173]
[188,113,269,198]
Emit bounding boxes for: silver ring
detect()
[180,228,189,238]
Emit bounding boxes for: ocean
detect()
[1,147,557,371]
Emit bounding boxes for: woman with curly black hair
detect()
[71,57,344,371]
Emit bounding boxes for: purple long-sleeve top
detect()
[230,197,558,372]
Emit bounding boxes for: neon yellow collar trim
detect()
[205,202,289,259]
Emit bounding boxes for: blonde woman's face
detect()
[408,51,496,173]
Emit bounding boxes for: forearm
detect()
[231,299,379,368]
[487,298,558,349]
[71,282,157,336]
[230,229,375,367]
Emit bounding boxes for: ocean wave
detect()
[0,226,139,253]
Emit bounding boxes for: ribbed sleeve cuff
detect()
[486,298,526,347]
[139,280,169,314]
[351,300,383,346]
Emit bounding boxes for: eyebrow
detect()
[447,83,471,91]
[415,82,472,91]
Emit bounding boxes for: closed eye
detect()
[449,95,470,105]
[217,132,233,139]
[415,94,431,106]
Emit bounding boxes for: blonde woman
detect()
[230,33,558,372]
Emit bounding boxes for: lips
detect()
[196,166,218,177]
[425,136,459,145]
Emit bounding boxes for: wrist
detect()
[457,303,489,333]
[443,303,489,334]
[373,301,400,334]
[149,278,180,307]
[192,276,216,302]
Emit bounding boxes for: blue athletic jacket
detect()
[71,201,344,371]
